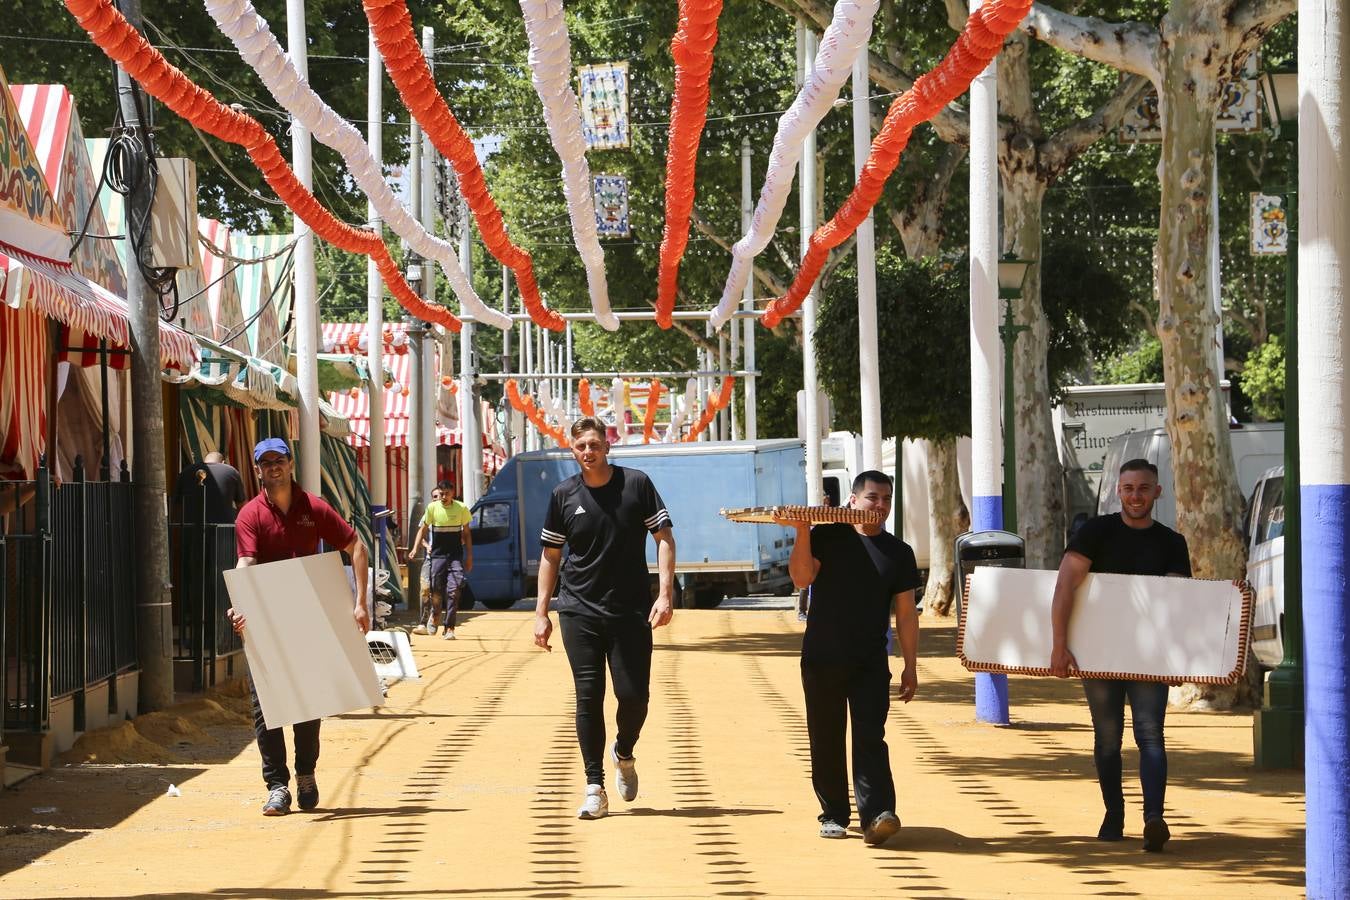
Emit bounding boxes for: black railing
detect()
[170,522,242,692]
[1,474,50,733]
[49,459,138,706]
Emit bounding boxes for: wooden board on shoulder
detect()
[224,552,385,728]
[958,567,1252,684]
[720,504,884,526]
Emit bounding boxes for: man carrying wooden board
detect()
[780,470,920,846]
[227,437,371,817]
[1051,458,1192,852]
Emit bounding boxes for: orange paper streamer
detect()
[61,0,462,332]
[654,0,723,329]
[682,377,735,442]
[363,0,565,332]
[761,0,1032,327]
[642,380,664,444]
[578,378,596,417]
[507,379,568,447]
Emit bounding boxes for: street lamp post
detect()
[997,254,1033,533]
[1254,65,1302,770]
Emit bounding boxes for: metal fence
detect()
[49,459,138,707]
[170,521,242,692]
[1,475,50,732]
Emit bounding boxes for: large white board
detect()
[960,567,1251,683]
[224,552,384,728]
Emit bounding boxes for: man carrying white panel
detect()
[1050,458,1192,852]
[227,437,371,817]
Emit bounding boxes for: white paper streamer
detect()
[608,379,625,443]
[519,0,619,331]
[708,0,881,330]
[536,382,572,438]
[201,0,512,330]
[664,377,698,442]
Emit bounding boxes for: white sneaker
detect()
[577,784,608,819]
[610,742,638,802]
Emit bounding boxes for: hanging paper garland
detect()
[578,378,596,417]
[708,0,881,330]
[518,0,619,331]
[537,382,572,440]
[654,0,724,330]
[203,0,510,330]
[506,378,567,447]
[761,0,1033,327]
[61,0,462,332]
[642,380,664,444]
[363,0,566,332]
[682,377,735,442]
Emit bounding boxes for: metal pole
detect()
[969,0,1008,725]
[112,0,173,712]
[501,264,513,456]
[798,24,823,504]
[999,300,1027,531]
[420,26,437,498]
[717,330,728,440]
[1298,6,1349,890]
[405,76,425,602]
[524,323,535,450]
[459,196,481,508]
[741,137,757,441]
[366,29,388,593]
[565,322,574,417]
[853,53,883,471]
[285,0,321,494]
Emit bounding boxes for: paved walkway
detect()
[0,612,1304,898]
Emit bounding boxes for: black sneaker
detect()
[863,811,901,846]
[262,785,292,816]
[1097,810,1125,841]
[296,774,319,811]
[1142,817,1170,852]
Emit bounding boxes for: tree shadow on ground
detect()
[873,824,1303,889]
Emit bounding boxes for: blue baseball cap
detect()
[253,437,292,462]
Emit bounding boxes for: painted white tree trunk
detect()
[923,436,968,616]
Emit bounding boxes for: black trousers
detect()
[559,612,653,785]
[801,658,896,827]
[250,679,320,790]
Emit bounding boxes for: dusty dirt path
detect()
[0,613,1303,898]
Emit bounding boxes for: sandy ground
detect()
[0,612,1304,899]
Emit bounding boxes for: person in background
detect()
[409,479,473,639]
[174,450,246,524]
[228,437,370,817]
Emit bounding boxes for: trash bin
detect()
[954,530,1026,621]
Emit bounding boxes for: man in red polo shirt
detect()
[227,437,370,816]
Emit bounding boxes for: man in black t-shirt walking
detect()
[534,416,677,820]
[781,470,920,846]
[1050,458,1192,852]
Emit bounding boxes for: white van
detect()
[1092,423,1284,530]
[1244,466,1286,669]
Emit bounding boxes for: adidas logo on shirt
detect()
[575,505,586,514]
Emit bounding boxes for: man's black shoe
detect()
[1142,816,1170,852]
[1097,811,1125,841]
[296,774,320,811]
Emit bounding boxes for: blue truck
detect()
[464,439,807,609]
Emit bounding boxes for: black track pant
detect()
[250,679,320,790]
[560,612,653,785]
[801,659,896,828]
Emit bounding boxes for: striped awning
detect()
[0,241,199,372]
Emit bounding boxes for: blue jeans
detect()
[1082,679,1168,822]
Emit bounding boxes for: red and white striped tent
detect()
[0,66,197,477]
[198,218,252,356]
[322,322,506,528]
[230,232,290,365]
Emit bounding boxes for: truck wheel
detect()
[479,597,518,611]
[694,588,724,609]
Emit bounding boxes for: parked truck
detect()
[464,439,807,609]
